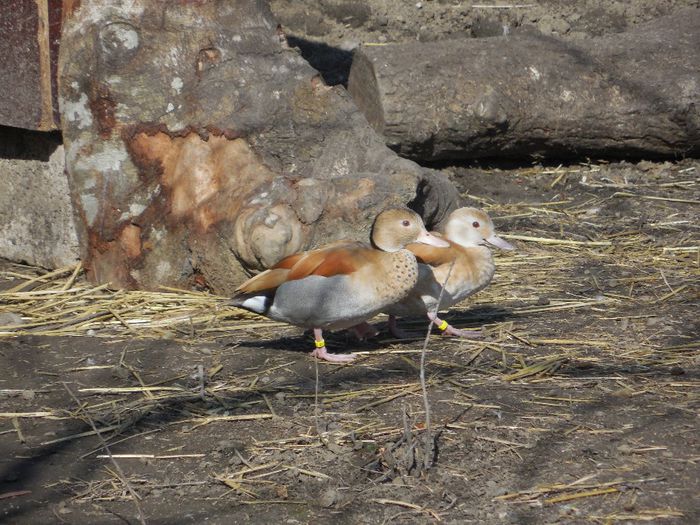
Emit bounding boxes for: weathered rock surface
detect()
[0,128,79,268]
[348,8,700,161]
[59,0,459,293]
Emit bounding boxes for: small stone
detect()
[217,439,245,453]
[20,390,36,401]
[319,488,338,508]
[617,444,633,455]
[0,312,24,326]
[325,440,345,455]
[112,366,130,380]
[536,296,550,305]
[275,484,289,500]
[339,40,359,52]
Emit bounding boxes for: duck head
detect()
[443,208,515,250]
[371,208,450,252]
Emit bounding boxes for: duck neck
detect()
[371,234,401,252]
[466,245,495,288]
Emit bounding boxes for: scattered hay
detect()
[1,160,698,521]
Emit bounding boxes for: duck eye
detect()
[402,220,411,227]
[472,221,480,228]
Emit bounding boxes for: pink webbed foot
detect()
[441,325,483,338]
[310,346,356,363]
[311,328,356,363]
[350,322,379,341]
[387,315,421,339]
[427,313,482,339]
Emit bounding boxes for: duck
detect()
[384,207,514,339]
[230,208,449,362]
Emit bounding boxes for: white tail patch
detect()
[238,295,269,314]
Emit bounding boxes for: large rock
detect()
[0,127,79,268]
[58,0,460,293]
[348,8,700,161]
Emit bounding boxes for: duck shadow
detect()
[233,305,515,356]
[438,304,514,326]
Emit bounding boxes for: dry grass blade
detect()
[0,411,57,418]
[612,191,700,205]
[495,477,665,505]
[0,262,271,341]
[371,498,442,521]
[544,486,619,504]
[501,356,566,381]
[499,234,611,247]
[588,509,684,521]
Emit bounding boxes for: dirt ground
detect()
[2,2,700,524]
[1,157,698,524]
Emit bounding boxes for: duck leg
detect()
[427,312,482,338]
[350,322,379,341]
[387,315,421,339]
[310,328,357,362]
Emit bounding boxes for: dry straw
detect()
[0,162,697,519]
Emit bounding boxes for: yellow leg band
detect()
[314,339,326,348]
[437,320,449,331]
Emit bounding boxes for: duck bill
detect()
[486,235,515,250]
[416,230,450,248]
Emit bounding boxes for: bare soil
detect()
[2,2,699,524]
[1,158,698,524]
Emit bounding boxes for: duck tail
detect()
[229,292,273,315]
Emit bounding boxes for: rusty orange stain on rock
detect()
[119,224,142,259]
[126,130,278,232]
[88,82,117,138]
[86,230,136,289]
